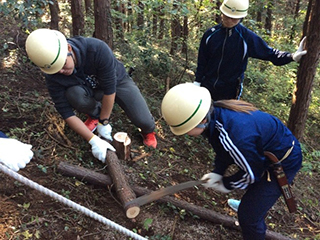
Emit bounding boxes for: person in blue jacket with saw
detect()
[194,0,307,100]
[161,83,302,240]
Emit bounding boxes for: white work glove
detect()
[292,37,307,62]
[193,81,201,87]
[0,138,33,171]
[210,181,231,193]
[201,172,223,188]
[201,172,231,193]
[88,135,115,163]
[97,123,113,141]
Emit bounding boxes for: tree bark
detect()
[84,0,92,14]
[70,0,85,36]
[288,0,320,139]
[94,0,113,49]
[158,5,165,39]
[57,161,294,240]
[170,1,181,55]
[264,0,273,35]
[137,1,144,30]
[114,2,124,40]
[49,0,60,30]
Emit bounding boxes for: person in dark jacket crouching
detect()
[25,29,157,163]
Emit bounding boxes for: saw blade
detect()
[126,180,203,208]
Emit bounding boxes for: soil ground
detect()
[0,20,319,240]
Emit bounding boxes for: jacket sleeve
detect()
[45,76,75,119]
[195,32,209,83]
[246,29,293,66]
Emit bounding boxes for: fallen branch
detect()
[57,162,293,240]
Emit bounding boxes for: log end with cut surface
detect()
[113,132,131,160]
[125,205,140,219]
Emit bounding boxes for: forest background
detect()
[0,0,319,239]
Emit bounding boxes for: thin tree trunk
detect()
[158,5,165,39]
[94,0,113,49]
[84,0,92,14]
[49,0,60,30]
[137,1,144,30]
[70,0,85,36]
[264,0,273,35]
[288,0,320,139]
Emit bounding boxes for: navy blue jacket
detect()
[45,37,127,119]
[195,23,293,100]
[0,131,8,138]
[207,107,301,190]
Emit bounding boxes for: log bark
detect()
[57,162,293,240]
[105,151,139,218]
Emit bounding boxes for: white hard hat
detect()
[220,0,249,19]
[161,83,212,136]
[25,29,68,74]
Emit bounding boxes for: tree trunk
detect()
[152,7,159,37]
[114,2,124,40]
[127,1,133,32]
[215,0,222,24]
[289,0,301,42]
[70,0,85,36]
[181,15,188,54]
[158,5,165,39]
[288,0,320,140]
[137,1,144,30]
[84,0,92,14]
[49,0,60,30]
[170,2,181,55]
[94,0,113,49]
[264,0,273,35]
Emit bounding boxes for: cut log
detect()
[105,150,139,218]
[57,162,294,240]
[113,132,131,161]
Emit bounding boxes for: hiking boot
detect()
[84,116,98,132]
[227,199,241,212]
[142,132,157,148]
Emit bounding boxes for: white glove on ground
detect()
[193,81,201,87]
[89,135,115,163]
[292,37,307,62]
[201,172,223,188]
[97,123,113,141]
[0,138,33,171]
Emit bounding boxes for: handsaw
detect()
[125,179,207,208]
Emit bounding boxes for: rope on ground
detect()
[0,164,147,240]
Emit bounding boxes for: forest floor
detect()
[0,20,319,240]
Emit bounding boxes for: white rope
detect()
[0,164,147,240]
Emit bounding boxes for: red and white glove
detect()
[88,135,115,163]
[0,138,33,171]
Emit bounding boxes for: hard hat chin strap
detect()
[196,106,213,129]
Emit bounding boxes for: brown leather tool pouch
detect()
[264,151,297,213]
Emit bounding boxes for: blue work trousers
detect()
[238,146,302,240]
